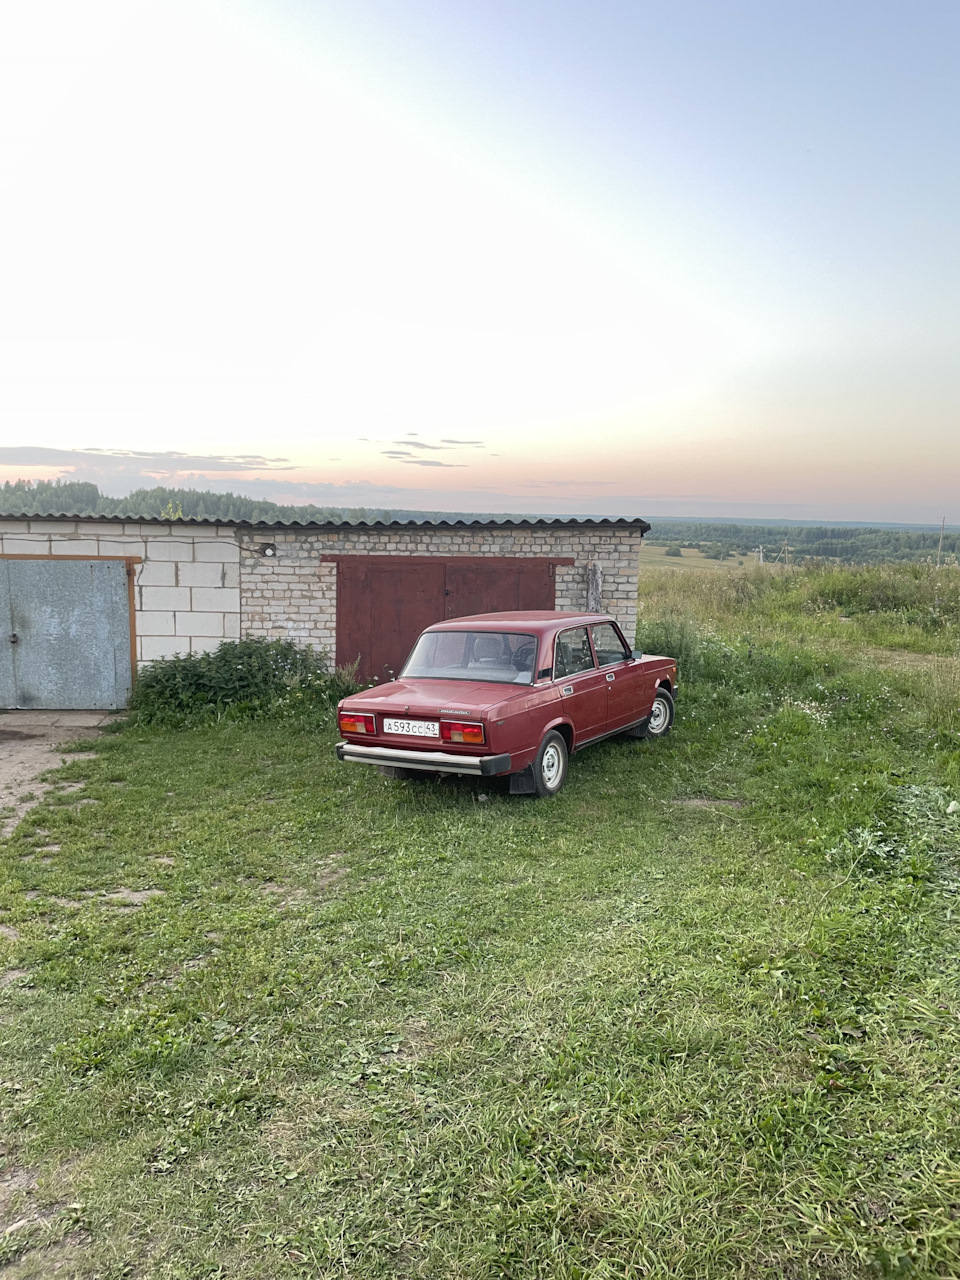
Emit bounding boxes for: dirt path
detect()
[0,711,116,838]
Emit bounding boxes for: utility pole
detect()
[937,515,945,568]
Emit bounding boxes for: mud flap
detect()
[509,766,537,795]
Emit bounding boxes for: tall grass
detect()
[637,562,960,788]
[637,562,960,654]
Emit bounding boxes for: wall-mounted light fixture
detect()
[260,543,277,558]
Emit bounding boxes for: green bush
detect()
[129,638,359,725]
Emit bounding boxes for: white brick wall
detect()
[0,520,241,662]
[138,611,175,636]
[238,524,646,658]
[1,518,646,673]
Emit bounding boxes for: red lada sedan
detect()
[336,611,677,797]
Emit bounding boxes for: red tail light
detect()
[339,711,375,735]
[440,720,485,745]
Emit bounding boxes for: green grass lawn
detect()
[1,566,960,1278]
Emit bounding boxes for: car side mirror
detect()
[632,649,643,660]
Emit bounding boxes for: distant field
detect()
[639,543,751,571]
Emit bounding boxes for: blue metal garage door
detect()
[0,559,133,710]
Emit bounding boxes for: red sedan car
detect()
[336,611,677,797]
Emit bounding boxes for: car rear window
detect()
[401,631,538,684]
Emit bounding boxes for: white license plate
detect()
[383,717,440,737]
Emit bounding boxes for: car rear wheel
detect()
[641,687,675,739]
[532,730,568,797]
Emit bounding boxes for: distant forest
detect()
[644,520,959,565]
[0,478,522,527]
[1,478,957,564]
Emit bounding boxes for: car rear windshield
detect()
[401,631,538,684]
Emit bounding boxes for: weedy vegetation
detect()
[1,564,959,1278]
[128,637,360,727]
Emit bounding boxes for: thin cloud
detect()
[394,440,447,451]
[84,447,290,466]
[401,459,467,468]
[516,479,617,488]
[440,439,485,446]
[0,447,292,472]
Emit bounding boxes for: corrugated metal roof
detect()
[1,512,651,532]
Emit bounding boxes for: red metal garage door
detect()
[443,558,556,620]
[332,556,565,683]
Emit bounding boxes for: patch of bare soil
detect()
[396,1018,435,1060]
[0,1166,38,1213]
[0,1229,91,1278]
[315,864,348,891]
[258,856,347,907]
[0,970,29,987]
[675,797,744,809]
[0,712,118,839]
[0,1156,90,1276]
[102,888,164,908]
[0,1164,67,1277]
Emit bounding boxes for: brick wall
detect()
[1,519,646,669]
[238,524,646,657]
[0,520,240,661]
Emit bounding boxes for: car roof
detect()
[423,610,615,637]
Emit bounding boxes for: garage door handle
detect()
[9,633,17,644]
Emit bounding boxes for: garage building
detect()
[0,514,650,708]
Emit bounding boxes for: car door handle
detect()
[606,672,615,682]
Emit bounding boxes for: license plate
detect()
[383,717,440,737]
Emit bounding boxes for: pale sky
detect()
[1,0,958,521]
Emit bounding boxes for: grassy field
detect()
[1,564,959,1278]
[638,544,749,572]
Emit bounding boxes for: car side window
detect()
[590,622,630,667]
[554,626,596,678]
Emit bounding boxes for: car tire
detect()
[641,687,675,739]
[532,730,568,797]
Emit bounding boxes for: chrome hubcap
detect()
[541,743,563,789]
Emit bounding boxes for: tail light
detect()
[338,711,375,735]
[440,720,485,745]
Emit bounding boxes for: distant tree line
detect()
[644,520,959,565]
[0,478,532,526]
[2,479,956,563]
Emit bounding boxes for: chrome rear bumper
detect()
[336,741,512,776]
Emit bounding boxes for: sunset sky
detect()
[2,1,958,522]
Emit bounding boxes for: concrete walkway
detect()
[0,711,118,838]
